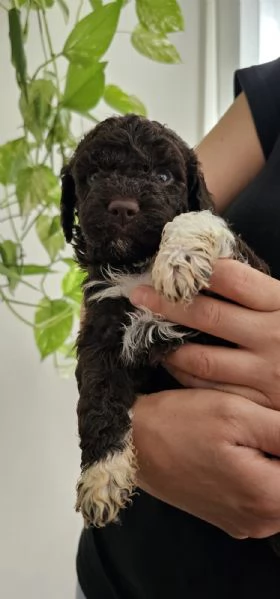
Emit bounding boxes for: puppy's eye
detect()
[156,171,172,183]
[87,172,98,185]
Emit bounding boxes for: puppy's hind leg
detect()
[76,427,137,528]
[75,335,139,528]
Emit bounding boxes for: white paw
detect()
[75,431,137,528]
[152,211,235,303]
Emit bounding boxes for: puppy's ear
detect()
[186,149,213,212]
[60,164,77,243]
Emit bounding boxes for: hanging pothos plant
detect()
[0,0,184,373]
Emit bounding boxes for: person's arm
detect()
[196,92,265,213]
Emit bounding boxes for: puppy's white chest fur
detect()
[85,267,153,302]
[85,264,184,364]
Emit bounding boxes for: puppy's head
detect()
[61,115,212,268]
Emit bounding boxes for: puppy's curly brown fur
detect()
[60,115,271,534]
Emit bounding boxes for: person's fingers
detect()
[209,260,280,312]
[235,399,280,458]
[165,344,267,390]
[165,365,270,407]
[130,287,264,348]
[227,446,280,539]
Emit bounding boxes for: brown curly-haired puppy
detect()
[60,114,270,533]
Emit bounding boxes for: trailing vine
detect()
[0,0,184,373]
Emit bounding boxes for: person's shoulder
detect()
[234,57,280,98]
[234,57,280,159]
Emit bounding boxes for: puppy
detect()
[60,114,267,529]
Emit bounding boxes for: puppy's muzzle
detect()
[108,198,139,227]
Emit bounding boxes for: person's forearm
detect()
[196,92,265,213]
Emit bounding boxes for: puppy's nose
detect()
[108,199,139,225]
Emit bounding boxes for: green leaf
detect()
[19,79,56,143]
[135,0,184,35]
[45,110,71,152]
[104,84,147,116]
[0,246,54,290]
[0,263,20,292]
[89,0,103,8]
[19,0,55,7]
[19,264,54,275]
[131,24,181,63]
[16,165,59,215]
[34,298,74,359]
[63,1,122,65]
[0,240,18,260]
[8,8,28,99]
[0,240,21,291]
[22,15,29,42]
[62,62,105,112]
[58,341,77,359]
[62,263,84,303]
[0,138,28,186]
[36,214,65,260]
[0,261,53,292]
[62,257,75,267]
[35,0,55,6]
[0,240,20,269]
[57,0,69,21]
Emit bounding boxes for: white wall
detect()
[0,1,203,598]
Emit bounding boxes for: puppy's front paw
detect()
[76,432,137,527]
[152,211,235,303]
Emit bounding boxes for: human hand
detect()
[133,388,280,539]
[130,260,280,408]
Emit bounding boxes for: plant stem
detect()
[50,147,55,171]
[21,206,47,241]
[82,112,100,124]
[0,190,16,203]
[40,269,50,298]
[31,53,63,81]
[35,146,40,164]
[37,10,48,63]
[4,297,39,308]
[0,213,21,223]
[0,290,34,327]
[53,352,58,369]
[5,188,21,245]
[41,10,67,164]
[75,0,84,23]
[41,150,50,165]
[0,198,18,209]
[41,10,61,97]
[23,1,31,40]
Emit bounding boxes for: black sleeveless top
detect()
[77,58,280,599]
